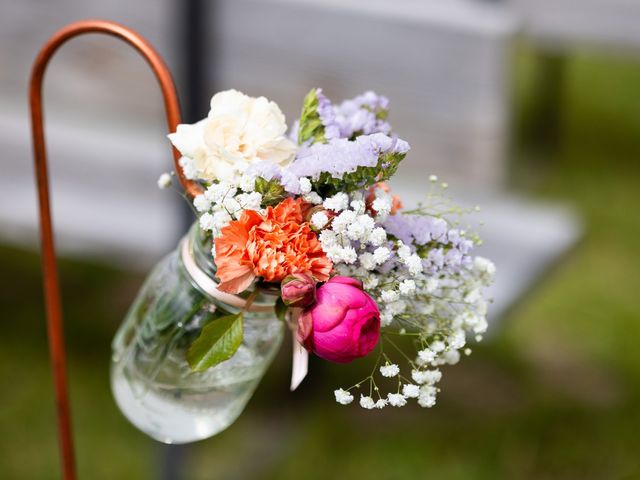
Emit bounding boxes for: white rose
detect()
[168,89,296,183]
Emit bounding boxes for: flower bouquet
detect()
[111,88,495,443]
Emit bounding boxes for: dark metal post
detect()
[177,0,213,232]
[182,0,212,122]
[161,1,213,479]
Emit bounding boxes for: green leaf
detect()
[274,297,288,323]
[254,176,286,206]
[186,313,243,372]
[297,88,326,145]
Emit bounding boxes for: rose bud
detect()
[297,276,380,363]
[281,273,316,308]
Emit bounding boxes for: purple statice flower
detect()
[316,89,340,141]
[445,248,463,267]
[288,138,378,180]
[291,89,392,142]
[353,90,390,111]
[377,255,398,275]
[334,91,391,138]
[288,119,300,143]
[448,229,474,255]
[385,213,473,275]
[281,170,302,194]
[383,214,448,246]
[244,160,303,194]
[286,133,409,181]
[244,160,282,182]
[384,219,413,245]
[447,229,461,245]
[428,248,445,269]
[363,132,410,155]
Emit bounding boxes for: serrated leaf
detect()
[186,313,243,372]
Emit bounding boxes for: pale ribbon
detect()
[286,308,309,391]
[180,237,309,390]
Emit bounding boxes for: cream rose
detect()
[169,89,296,183]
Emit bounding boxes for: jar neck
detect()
[188,222,218,280]
[184,222,278,308]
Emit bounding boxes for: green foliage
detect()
[297,88,326,145]
[254,176,286,207]
[186,313,243,372]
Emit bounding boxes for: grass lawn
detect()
[2,46,640,479]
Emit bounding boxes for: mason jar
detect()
[110,223,284,444]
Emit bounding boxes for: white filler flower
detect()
[387,393,407,407]
[168,89,296,183]
[334,388,354,405]
[380,363,400,377]
[311,211,330,229]
[402,384,420,398]
[157,172,172,189]
[359,395,376,409]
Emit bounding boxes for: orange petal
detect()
[217,269,256,294]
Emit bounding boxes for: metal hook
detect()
[28,19,203,480]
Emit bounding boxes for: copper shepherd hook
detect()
[29,19,202,480]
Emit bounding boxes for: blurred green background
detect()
[2,45,640,479]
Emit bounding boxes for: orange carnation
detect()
[214,198,333,294]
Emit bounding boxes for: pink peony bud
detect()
[297,276,380,363]
[281,273,316,308]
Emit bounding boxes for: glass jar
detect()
[110,223,284,444]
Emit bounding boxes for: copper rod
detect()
[28,19,202,480]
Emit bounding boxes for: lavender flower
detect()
[353,90,390,111]
[288,138,377,180]
[384,214,448,246]
[243,160,303,195]
[384,213,474,275]
[293,89,393,144]
[288,119,300,143]
[281,170,302,194]
[244,161,282,182]
[334,91,392,139]
[316,89,341,141]
[287,133,409,181]
[364,132,410,155]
